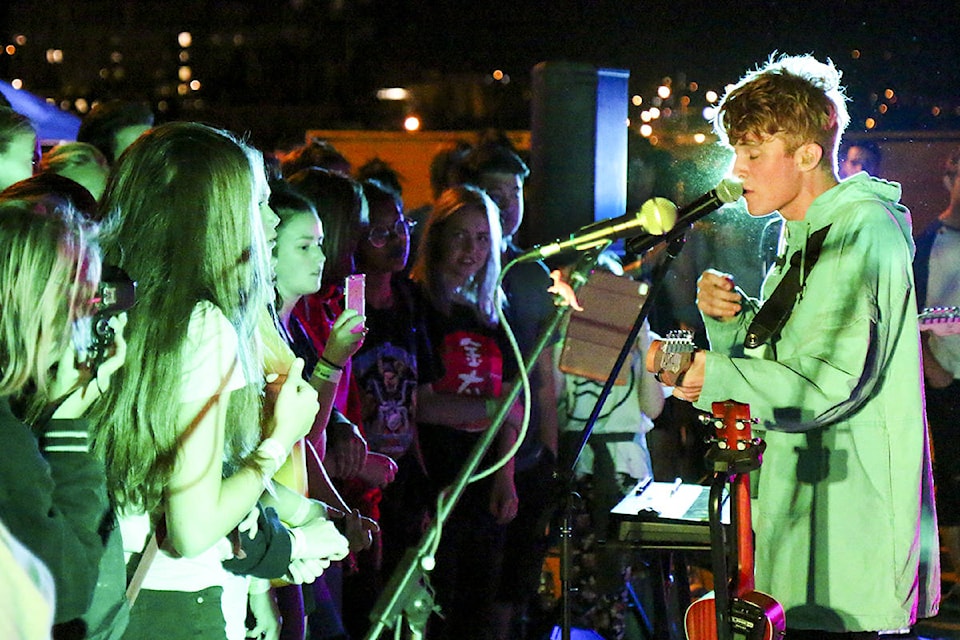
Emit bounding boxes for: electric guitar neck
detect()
[646,329,697,386]
[920,306,960,337]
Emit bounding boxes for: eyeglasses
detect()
[367,219,415,248]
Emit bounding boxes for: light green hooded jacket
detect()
[698,173,940,632]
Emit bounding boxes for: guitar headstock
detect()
[704,400,763,474]
[646,329,696,386]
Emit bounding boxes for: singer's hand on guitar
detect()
[672,350,706,402]
[697,269,742,321]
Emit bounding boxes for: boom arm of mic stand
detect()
[627,202,718,255]
[364,252,594,640]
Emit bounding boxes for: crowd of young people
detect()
[0,50,945,640]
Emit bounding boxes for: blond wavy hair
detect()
[0,197,100,417]
[90,121,270,513]
[715,53,850,167]
[410,184,503,326]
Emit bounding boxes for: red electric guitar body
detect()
[683,401,785,640]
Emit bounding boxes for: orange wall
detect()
[304,129,960,237]
[303,129,530,213]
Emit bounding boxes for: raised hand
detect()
[269,358,319,449]
[324,420,368,479]
[290,516,349,562]
[284,557,330,585]
[357,452,398,488]
[321,308,366,368]
[342,507,379,553]
[697,269,742,321]
[53,313,128,419]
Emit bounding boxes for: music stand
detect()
[555,233,690,640]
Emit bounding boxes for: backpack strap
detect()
[124,529,159,607]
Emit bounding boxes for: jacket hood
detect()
[814,173,913,244]
[776,173,914,292]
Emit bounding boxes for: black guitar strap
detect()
[744,224,832,349]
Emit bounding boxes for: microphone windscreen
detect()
[716,178,744,204]
[637,197,677,235]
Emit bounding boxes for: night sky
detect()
[374,0,959,97]
[2,0,959,133]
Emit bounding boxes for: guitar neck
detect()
[920,306,960,337]
[733,472,754,595]
[708,400,760,598]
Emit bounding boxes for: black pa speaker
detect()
[526,61,629,251]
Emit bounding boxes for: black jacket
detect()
[0,396,110,624]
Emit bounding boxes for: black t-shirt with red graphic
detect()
[417,295,519,489]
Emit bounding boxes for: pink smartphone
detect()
[344,274,365,332]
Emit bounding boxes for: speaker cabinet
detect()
[527,62,629,251]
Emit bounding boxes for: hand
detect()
[696,269,742,321]
[547,270,583,311]
[503,398,525,432]
[290,517,349,562]
[926,364,954,389]
[284,498,328,528]
[358,452,398,488]
[489,470,519,525]
[53,313,128,419]
[672,350,706,403]
[269,359,319,449]
[246,589,280,640]
[321,308,366,368]
[343,508,379,553]
[283,557,330,584]
[237,506,260,541]
[922,335,955,389]
[325,420,368,479]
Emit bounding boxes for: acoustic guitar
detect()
[683,400,785,640]
[647,334,785,640]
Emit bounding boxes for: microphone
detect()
[626,178,743,254]
[516,197,678,263]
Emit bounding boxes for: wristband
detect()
[312,362,342,385]
[248,577,272,595]
[289,526,307,559]
[257,437,287,477]
[291,498,313,526]
[319,355,344,371]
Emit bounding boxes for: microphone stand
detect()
[363,252,593,640]
[558,232,689,640]
[364,214,697,639]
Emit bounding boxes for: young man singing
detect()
[666,54,940,638]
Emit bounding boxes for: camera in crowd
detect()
[84,265,136,371]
